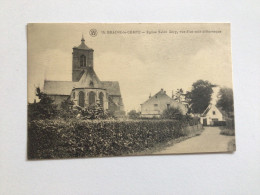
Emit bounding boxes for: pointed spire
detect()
[81,34,85,42]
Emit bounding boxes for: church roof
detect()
[44,80,74,95]
[101,81,121,96]
[75,67,102,88]
[73,36,93,50]
[44,80,122,96]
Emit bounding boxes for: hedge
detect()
[28,119,202,159]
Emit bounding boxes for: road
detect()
[154,126,235,154]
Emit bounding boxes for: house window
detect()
[154,104,158,107]
[80,55,86,67]
[72,92,75,99]
[167,104,170,109]
[213,111,216,115]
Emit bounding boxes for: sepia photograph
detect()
[27,23,235,160]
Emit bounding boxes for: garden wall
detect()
[28,119,202,159]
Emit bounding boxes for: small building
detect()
[43,36,125,116]
[140,89,187,118]
[200,104,227,126]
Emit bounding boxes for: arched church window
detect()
[89,91,96,105]
[99,92,104,108]
[80,55,86,67]
[72,91,75,99]
[78,91,85,107]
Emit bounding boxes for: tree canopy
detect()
[217,87,234,114]
[28,87,58,120]
[188,80,213,114]
[128,110,140,119]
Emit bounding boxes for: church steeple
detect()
[81,34,85,42]
[72,36,94,82]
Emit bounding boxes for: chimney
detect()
[149,93,151,98]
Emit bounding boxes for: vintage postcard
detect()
[27,23,235,160]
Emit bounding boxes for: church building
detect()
[43,36,125,116]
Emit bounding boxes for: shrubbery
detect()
[220,129,235,136]
[28,87,115,121]
[28,119,202,159]
[220,118,235,136]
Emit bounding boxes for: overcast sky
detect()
[28,23,233,112]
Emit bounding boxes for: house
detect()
[43,36,125,116]
[200,104,227,126]
[140,89,187,118]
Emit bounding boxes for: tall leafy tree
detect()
[188,80,213,114]
[28,87,58,120]
[217,87,234,114]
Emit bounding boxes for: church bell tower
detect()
[72,36,94,82]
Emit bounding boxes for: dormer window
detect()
[90,81,94,87]
[213,111,216,115]
[80,55,86,67]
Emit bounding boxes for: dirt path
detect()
[154,126,235,154]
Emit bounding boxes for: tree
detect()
[188,80,213,114]
[161,107,183,120]
[28,87,58,120]
[128,110,140,119]
[217,87,234,114]
[174,88,184,102]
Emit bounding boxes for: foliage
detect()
[220,118,235,136]
[27,119,202,159]
[217,87,234,114]
[128,110,140,119]
[58,99,78,119]
[188,80,213,114]
[78,103,110,120]
[174,88,184,102]
[161,107,184,120]
[220,129,235,136]
[28,87,58,121]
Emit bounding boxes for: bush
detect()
[128,110,140,119]
[225,118,235,130]
[220,129,235,136]
[28,119,202,159]
[213,121,226,126]
[161,107,184,120]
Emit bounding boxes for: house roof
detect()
[201,104,227,117]
[141,89,171,105]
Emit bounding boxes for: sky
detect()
[27,23,233,112]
